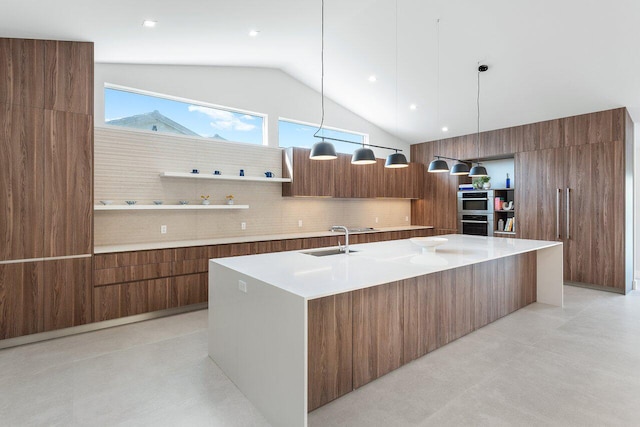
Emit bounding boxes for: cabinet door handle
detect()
[556,188,561,240]
[566,188,570,240]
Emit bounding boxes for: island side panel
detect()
[308,293,352,412]
[208,262,307,427]
[536,244,564,306]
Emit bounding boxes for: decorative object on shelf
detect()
[201,195,211,205]
[160,172,291,183]
[125,200,137,205]
[498,218,505,232]
[502,201,513,210]
[308,0,406,167]
[265,171,274,178]
[409,236,448,253]
[239,169,245,176]
[472,176,490,189]
[179,200,189,205]
[153,200,164,205]
[214,170,221,175]
[226,194,234,205]
[191,169,199,174]
[494,197,503,211]
[99,200,113,205]
[469,64,489,178]
[506,173,511,188]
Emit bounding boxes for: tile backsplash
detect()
[94,127,411,246]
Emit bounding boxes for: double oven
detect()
[457,190,494,237]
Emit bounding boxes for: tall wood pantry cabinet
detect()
[0,37,94,339]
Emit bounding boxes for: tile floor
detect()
[1,285,639,426]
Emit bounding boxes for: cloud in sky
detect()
[188,105,256,132]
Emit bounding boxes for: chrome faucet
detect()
[331,226,350,253]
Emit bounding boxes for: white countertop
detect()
[94,225,433,254]
[212,234,562,300]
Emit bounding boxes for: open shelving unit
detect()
[493,188,515,237]
[95,204,249,211]
[160,172,291,183]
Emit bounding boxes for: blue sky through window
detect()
[278,119,366,154]
[104,88,264,145]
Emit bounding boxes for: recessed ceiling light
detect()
[142,20,157,28]
[368,75,377,83]
[442,126,448,132]
[249,30,260,37]
[409,104,417,110]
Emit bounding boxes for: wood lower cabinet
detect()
[42,257,92,331]
[0,261,43,339]
[308,293,352,411]
[93,278,170,322]
[352,281,404,388]
[170,273,208,308]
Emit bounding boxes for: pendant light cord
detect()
[436,18,440,144]
[476,62,481,163]
[395,0,398,139]
[313,0,325,140]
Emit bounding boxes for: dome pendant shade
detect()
[385,152,408,168]
[468,164,488,177]
[309,140,337,160]
[351,147,377,164]
[450,162,470,176]
[428,158,449,173]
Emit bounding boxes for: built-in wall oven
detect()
[457,190,494,236]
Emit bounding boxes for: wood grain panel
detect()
[539,119,563,150]
[44,40,93,115]
[352,281,403,388]
[308,293,352,412]
[42,257,91,331]
[282,147,335,197]
[44,110,93,257]
[0,38,44,108]
[121,278,170,317]
[93,262,172,286]
[564,144,592,284]
[473,260,498,329]
[170,273,208,307]
[93,284,120,321]
[519,123,539,152]
[443,265,474,341]
[0,105,44,260]
[0,261,43,339]
[334,153,379,198]
[403,274,438,363]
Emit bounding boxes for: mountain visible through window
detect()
[104,87,265,145]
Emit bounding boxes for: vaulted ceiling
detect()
[2,0,639,143]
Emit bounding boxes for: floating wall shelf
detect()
[160,172,291,183]
[95,204,249,211]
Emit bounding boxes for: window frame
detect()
[103,83,269,146]
[278,117,369,151]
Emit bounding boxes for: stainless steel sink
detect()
[302,249,359,257]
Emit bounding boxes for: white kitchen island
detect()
[208,235,563,427]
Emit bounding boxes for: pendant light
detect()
[450,162,471,175]
[385,0,408,169]
[428,19,457,175]
[469,64,488,177]
[352,144,376,164]
[309,0,337,160]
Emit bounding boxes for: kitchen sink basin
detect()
[302,249,358,257]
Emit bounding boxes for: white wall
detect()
[635,122,640,282]
[482,158,515,189]
[94,64,411,160]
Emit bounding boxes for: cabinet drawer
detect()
[94,262,172,286]
[93,278,170,322]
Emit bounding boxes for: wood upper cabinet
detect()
[283,147,335,197]
[44,110,93,257]
[283,147,423,198]
[44,40,94,115]
[0,38,45,109]
[308,293,352,412]
[334,153,378,198]
[0,105,44,261]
